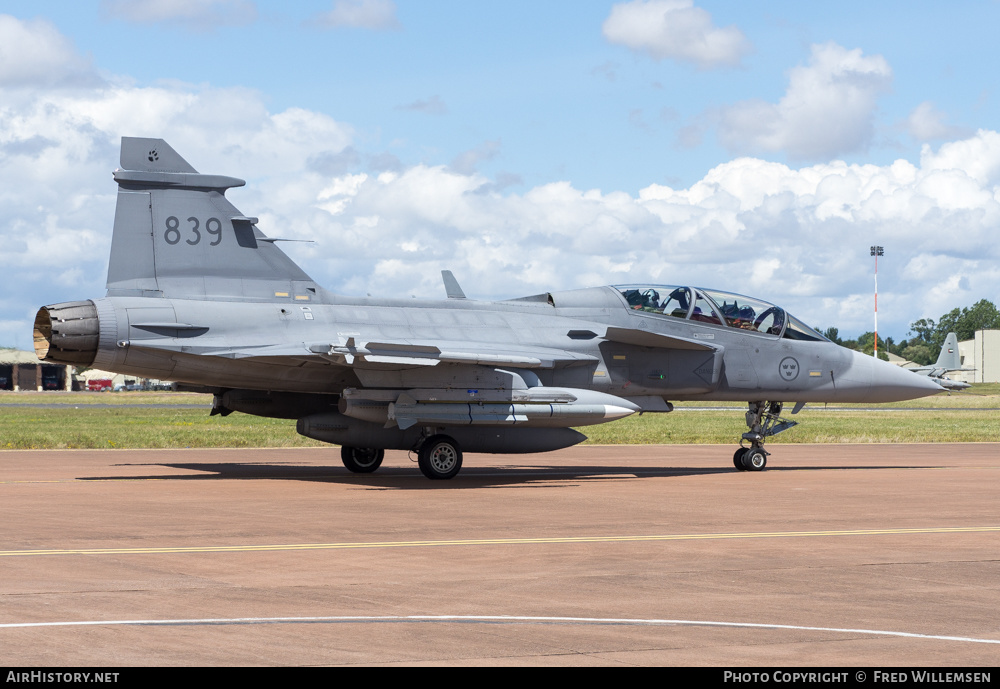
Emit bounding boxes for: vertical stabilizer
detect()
[107,137,318,302]
[934,332,961,370]
[441,270,467,299]
[120,138,197,174]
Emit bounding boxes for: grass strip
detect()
[2,404,999,449]
[0,407,324,450]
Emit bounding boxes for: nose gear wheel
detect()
[735,401,796,472]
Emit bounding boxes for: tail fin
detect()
[107,137,318,302]
[933,332,961,370]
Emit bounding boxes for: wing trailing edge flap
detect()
[602,326,722,352]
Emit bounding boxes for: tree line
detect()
[822,299,1000,365]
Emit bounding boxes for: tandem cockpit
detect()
[615,285,828,342]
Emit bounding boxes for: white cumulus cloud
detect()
[274,130,1000,338]
[718,42,892,161]
[602,0,750,69]
[0,15,102,88]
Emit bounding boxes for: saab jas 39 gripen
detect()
[33,138,943,479]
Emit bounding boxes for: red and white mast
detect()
[871,246,884,358]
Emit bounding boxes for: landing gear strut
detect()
[733,401,797,472]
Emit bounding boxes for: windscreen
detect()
[782,315,829,342]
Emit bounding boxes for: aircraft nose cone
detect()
[844,350,944,403]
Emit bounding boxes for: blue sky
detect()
[2,1,1000,349]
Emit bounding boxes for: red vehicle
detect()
[87,379,113,392]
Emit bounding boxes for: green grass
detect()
[0,406,324,450]
[2,388,999,449]
[0,391,212,406]
[582,409,1000,445]
[673,386,1000,409]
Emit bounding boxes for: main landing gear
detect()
[339,434,465,480]
[417,434,463,480]
[340,446,385,473]
[733,401,797,472]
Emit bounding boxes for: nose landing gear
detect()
[733,401,797,472]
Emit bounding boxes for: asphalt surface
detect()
[1,444,998,666]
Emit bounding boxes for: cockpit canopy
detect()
[615,285,828,342]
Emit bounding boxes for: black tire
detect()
[741,448,767,472]
[417,435,463,480]
[733,447,748,471]
[340,446,384,473]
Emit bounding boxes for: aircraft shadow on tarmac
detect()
[77,461,931,489]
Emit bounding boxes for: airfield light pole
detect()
[871,246,884,358]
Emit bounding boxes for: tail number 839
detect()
[164,216,224,246]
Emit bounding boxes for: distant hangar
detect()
[952,330,1000,384]
[0,348,161,392]
[0,348,71,391]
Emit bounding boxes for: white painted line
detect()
[1,615,997,644]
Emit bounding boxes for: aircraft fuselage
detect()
[58,286,930,406]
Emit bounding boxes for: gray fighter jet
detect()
[33,138,943,478]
